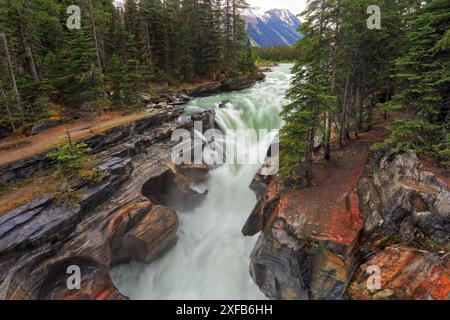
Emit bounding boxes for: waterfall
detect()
[111,64,293,300]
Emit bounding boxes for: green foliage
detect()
[0,0,257,134]
[278,0,442,186]
[47,134,105,206]
[47,140,92,180]
[106,54,143,107]
[380,0,450,166]
[254,46,301,63]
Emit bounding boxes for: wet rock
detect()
[0,247,126,300]
[187,74,265,97]
[250,231,309,300]
[142,168,208,211]
[113,205,178,265]
[221,74,266,92]
[187,82,223,97]
[157,101,168,109]
[0,153,50,185]
[175,163,210,184]
[243,181,280,237]
[348,245,450,300]
[246,179,363,300]
[162,93,190,105]
[0,157,132,256]
[218,100,231,108]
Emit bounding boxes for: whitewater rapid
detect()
[111,64,293,300]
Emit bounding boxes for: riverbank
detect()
[110,64,293,299]
[0,66,279,299]
[244,110,450,300]
[0,73,266,188]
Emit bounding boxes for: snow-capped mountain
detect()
[244,9,302,48]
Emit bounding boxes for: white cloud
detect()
[247,0,307,15]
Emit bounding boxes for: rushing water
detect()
[111,64,293,300]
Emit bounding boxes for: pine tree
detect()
[280,0,336,186]
[381,0,450,166]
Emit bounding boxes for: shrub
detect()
[47,139,92,181]
[47,133,105,206]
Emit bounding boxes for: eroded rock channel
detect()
[0,105,215,299]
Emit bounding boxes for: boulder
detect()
[250,223,310,300]
[113,205,179,265]
[175,163,210,183]
[142,168,208,211]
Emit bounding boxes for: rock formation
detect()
[0,107,215,300]
[244,148,449,300]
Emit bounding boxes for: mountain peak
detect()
[244,8,301,48]
[262,9,298,27]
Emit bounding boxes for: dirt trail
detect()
[280,112,394,245]
[0,111,148,166]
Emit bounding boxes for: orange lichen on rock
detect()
[348,245,450,300]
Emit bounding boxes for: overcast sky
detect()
[247,0,307,15]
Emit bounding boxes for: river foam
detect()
[111,64,293,300]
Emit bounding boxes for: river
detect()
[111,64,293,300]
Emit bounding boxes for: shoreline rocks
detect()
[244,148,450,300]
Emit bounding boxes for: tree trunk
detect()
[232,0,236,55]
[325,1,340,161]
[1,33,19,97]
[89,0,103,73]
[384,90,390,119]
[0,81,16,132]
[357,90,365,132]
[17,10,39,82]
[304,116,317,187]
[225,0,232,62]
[144,21,154,68]
[20,30,39,82]
[346,83,354,139]
[339,66,351,147]
[367,96,374,130]
[354,86,361,138]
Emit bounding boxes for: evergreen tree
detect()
[381,0,450,166]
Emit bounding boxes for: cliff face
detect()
[244,148,450,300]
